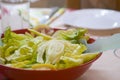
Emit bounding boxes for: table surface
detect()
[0,8,120,80]
[50,9,120,80]
[78,50,120,80]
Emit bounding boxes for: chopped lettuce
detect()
[0,38,3,46]
[52,28,88,44]
[37,40,64,64]
[7,60,31,68]
[28,29,52,40]
[71,53,99,63]
[0,46,4,58]
[0,28,99,70]
[0,57,5,64]
[61,40,87,55]
[55,56,83,69]
[32,64,56,70]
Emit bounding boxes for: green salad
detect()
[0,28,99,70]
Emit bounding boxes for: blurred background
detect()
[30,0,66,8]
[30,0,120,10]
[1,0,120,34]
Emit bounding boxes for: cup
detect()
[1,0,30,33]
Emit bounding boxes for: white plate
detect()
[63,9,120,30]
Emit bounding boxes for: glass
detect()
[1,0,30,33]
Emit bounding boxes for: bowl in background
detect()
[63,9,120,36]
[0,29,102,80]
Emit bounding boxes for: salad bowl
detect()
[0,28,101,80]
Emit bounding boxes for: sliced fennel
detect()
[37,40,64,64]
[37,42,48,63]
[45,40,64,64]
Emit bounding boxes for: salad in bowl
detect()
[0,27,99,70]
[0,27,101,80]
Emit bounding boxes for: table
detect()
[50,10,120,80]
[78,50,120,80]
[0,8,120,80]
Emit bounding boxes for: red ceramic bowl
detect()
[0,29,102,80]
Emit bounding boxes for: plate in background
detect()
[63,9,120,36]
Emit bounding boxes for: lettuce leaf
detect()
[71,53,99,63]
[52,28,88,44]
[55,56,83,69]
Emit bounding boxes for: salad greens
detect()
[0,28,99,70]
[52,28,89,44]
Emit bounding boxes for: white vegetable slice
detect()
[37,42,48,63]
[45,40,64,64]
[0,57,5,64]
